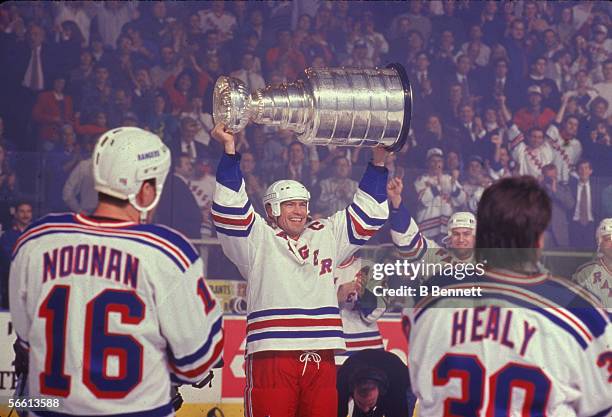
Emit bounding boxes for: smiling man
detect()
[211,123,390,417]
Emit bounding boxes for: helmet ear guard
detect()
[93,127,171,222]
[263,180,310,217]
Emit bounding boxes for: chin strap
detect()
[128,187,163,224]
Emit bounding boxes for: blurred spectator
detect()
[80,63,112,120]
[480,1,505,45]
[489,141,515,180]
[509,125,554,180]
[526,56,561,111]
[431,30,458,77]
[8,22,57,151]
[548,49,574,92]
[168,117,210,163]
[230,52,265,93]
[74,110,108,137]
[603,184,612,218]
[265,29,306,80]
[432,0,466,46]
[342,41,373,69]
[273,141,318,193]
[62,152,97,214]
[55,20,84,75]
[414,148,466,241]
[541,29,564,63]
[588,24,611,66]
[316,156,358,217]
[150,45,181,89]
[91,1,137,48]
[548,101,583,183]
[390,0,431,45]
[569,159,602,250]
[189,158,216,237]
[89,33,114,66]
[444,55,478,106]
[462,155,493,213]
[134,1,169,44]
[198,1,237,44]
[32,76,74,150]
[541,163,574,248]
[503,19,529,79]
[461,24,491,68]
[44,124,82,212]
[68,50,94,105]
[131,67,156,119]
[201,29,231,71]
[593,59,612,117]
[346,12,388,67]
[555,6,576,44]
[145,90,178,145]
[155,153,201,239]
[53,2,90,46]
[163,66,211,114]
[0,200,32,309]
[180,96,214,148]
[513,85,556,131]
[415,115,451,166]
[0,144,20,227]
[240,151,267,216]
[451,104,489,161]
[440,82,464,126]
[566,71,599,115]
[0,117,15,155]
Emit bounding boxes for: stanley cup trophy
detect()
[213,63,412,152]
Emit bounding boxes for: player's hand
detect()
[211,123,236,155]
[387,177,403,208]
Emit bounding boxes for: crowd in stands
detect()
[0,1,610,295]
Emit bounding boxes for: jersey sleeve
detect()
[327,163,389,263]
[390,202,438,262]
[156,257,224,385]
[575,320,612,416]
[212,153,264,277]
[8,245,32,351]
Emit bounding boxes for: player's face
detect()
[276,200,308,238]
[450,227,475,257]
[601,235,612,259]
[353,382,379,412]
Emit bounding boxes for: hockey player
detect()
[211,123,390,417]
[406,177,611,416]
[9,127,223,416]
[573,218,612,308]
[334,178,405,366]
[393,209,477,279]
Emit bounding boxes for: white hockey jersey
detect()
[390,203,475,276]
[547,124,583,183]
[508,124,555,179]
[9,213,223,417]
[334,256,385,365]
[414,173,466,239]
[406,268,612,417]
[573,258,612,309]
[212,153,388,354]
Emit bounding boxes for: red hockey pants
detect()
[244,350,337,417]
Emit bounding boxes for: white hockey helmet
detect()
[596,218,612,245]
[93,127,171,222]
[447,212,477,236]
[262,179,310,217]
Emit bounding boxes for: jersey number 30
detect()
[433,353,551,416]
[39,285,144,398]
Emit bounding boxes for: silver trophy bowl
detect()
[213,64,412,152]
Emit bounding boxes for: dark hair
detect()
[475,177,551,268]
[349,366,389,396]
[527,126,544,137]
[541,163,557,174]
[575,158,591,170]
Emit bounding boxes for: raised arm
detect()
[210,124,262,276]
[329,146,390,263]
